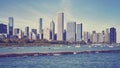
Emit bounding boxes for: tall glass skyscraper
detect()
[57,12,64,41]
[66,22,76,42]
[50,20,55,40]
[110,27,116,44]
[8,17,14,37]
[25,26,29,38]
[39,18,43,39]
[76,23,82,41]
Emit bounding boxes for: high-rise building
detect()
[8,17,14,37]
[0,23,7,39]
[76,23,82,41]
[97,33,103,43]
[0,23,7,34]
[105,28,109,43]
[14,28,20,35]
[110,27,116,44]
[14,28,21,38]
[57,12,64,41]
[84,32,91,43]
[25,26,29,38]
[66,22,76,42]
[43,28,50,40]
[91,31,98,43]
[39,18,43,39]
[102,30,105,43]
[32,29,37,35]
[63,30,66,41]
[50,20,55,40]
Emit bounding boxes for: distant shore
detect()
[0,43,63,47]
[0,49,120,57]
[0,42,119,48]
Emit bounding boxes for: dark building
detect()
[0,23,7,34]
[54,34,57,40]
[110,27,116,44]
[25,26,29,38]
[63,30,66,41]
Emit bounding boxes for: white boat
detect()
[75,46,80,48]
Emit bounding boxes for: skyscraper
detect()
[91,31,98,43]
[66,22,76,42]
[105,28,109,43]
[0,23,7,34]
[43,28,50,40]
[84,32,91,43]
[76,23,82,41]
[8,17,14,37]
[63,30,66,41]
[39,18,43,39]
[50,20,55,40]
[25,26,29,38]
[57,12,64,41]
[14,28,21,38]
[110,27,116,44]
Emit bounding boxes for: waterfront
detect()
[0,44,120,68]
[0,52,120,68]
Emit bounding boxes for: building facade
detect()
[25,26,29,38]
[110,27,116,44]
[76,23,82,41]
[66,22,76,42]
[8,17,14,37]
[43,28,50,40]
[50,20,55,40]
[0,23,7,34]
[39,18,43,39]
[57,12,64,41]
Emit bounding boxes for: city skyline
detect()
[0,0,120,42]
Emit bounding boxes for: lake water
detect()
[0,44,120,68]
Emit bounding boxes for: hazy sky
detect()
[0,0,120,42]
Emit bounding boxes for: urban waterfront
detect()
[0,44,120,68]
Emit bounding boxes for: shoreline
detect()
[0,42,119,47]
[0,50,120,57]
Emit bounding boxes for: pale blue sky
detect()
[0,0,120,42]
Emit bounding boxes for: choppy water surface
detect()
[0,44,120,68]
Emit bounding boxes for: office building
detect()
[76,23,82,41]
[43,28,50,40]
[8,17,14,37]
[57,12,64,41]
[84,32,91,43]
[50,20,55,40]
[110,27,116,44]
[91,31,98,43]
[14,28,21,39]
[105,28,110,43]
[63,30,66,41]
[0,23,7,34]
[39,18,43,39]
[25,26,29,38]
[66,22,76,42]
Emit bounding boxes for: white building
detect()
[43,28,50,40]
[66,22,76,42]
[57,12,64,41]
[105,28,109,43]
[92,31,98,43]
